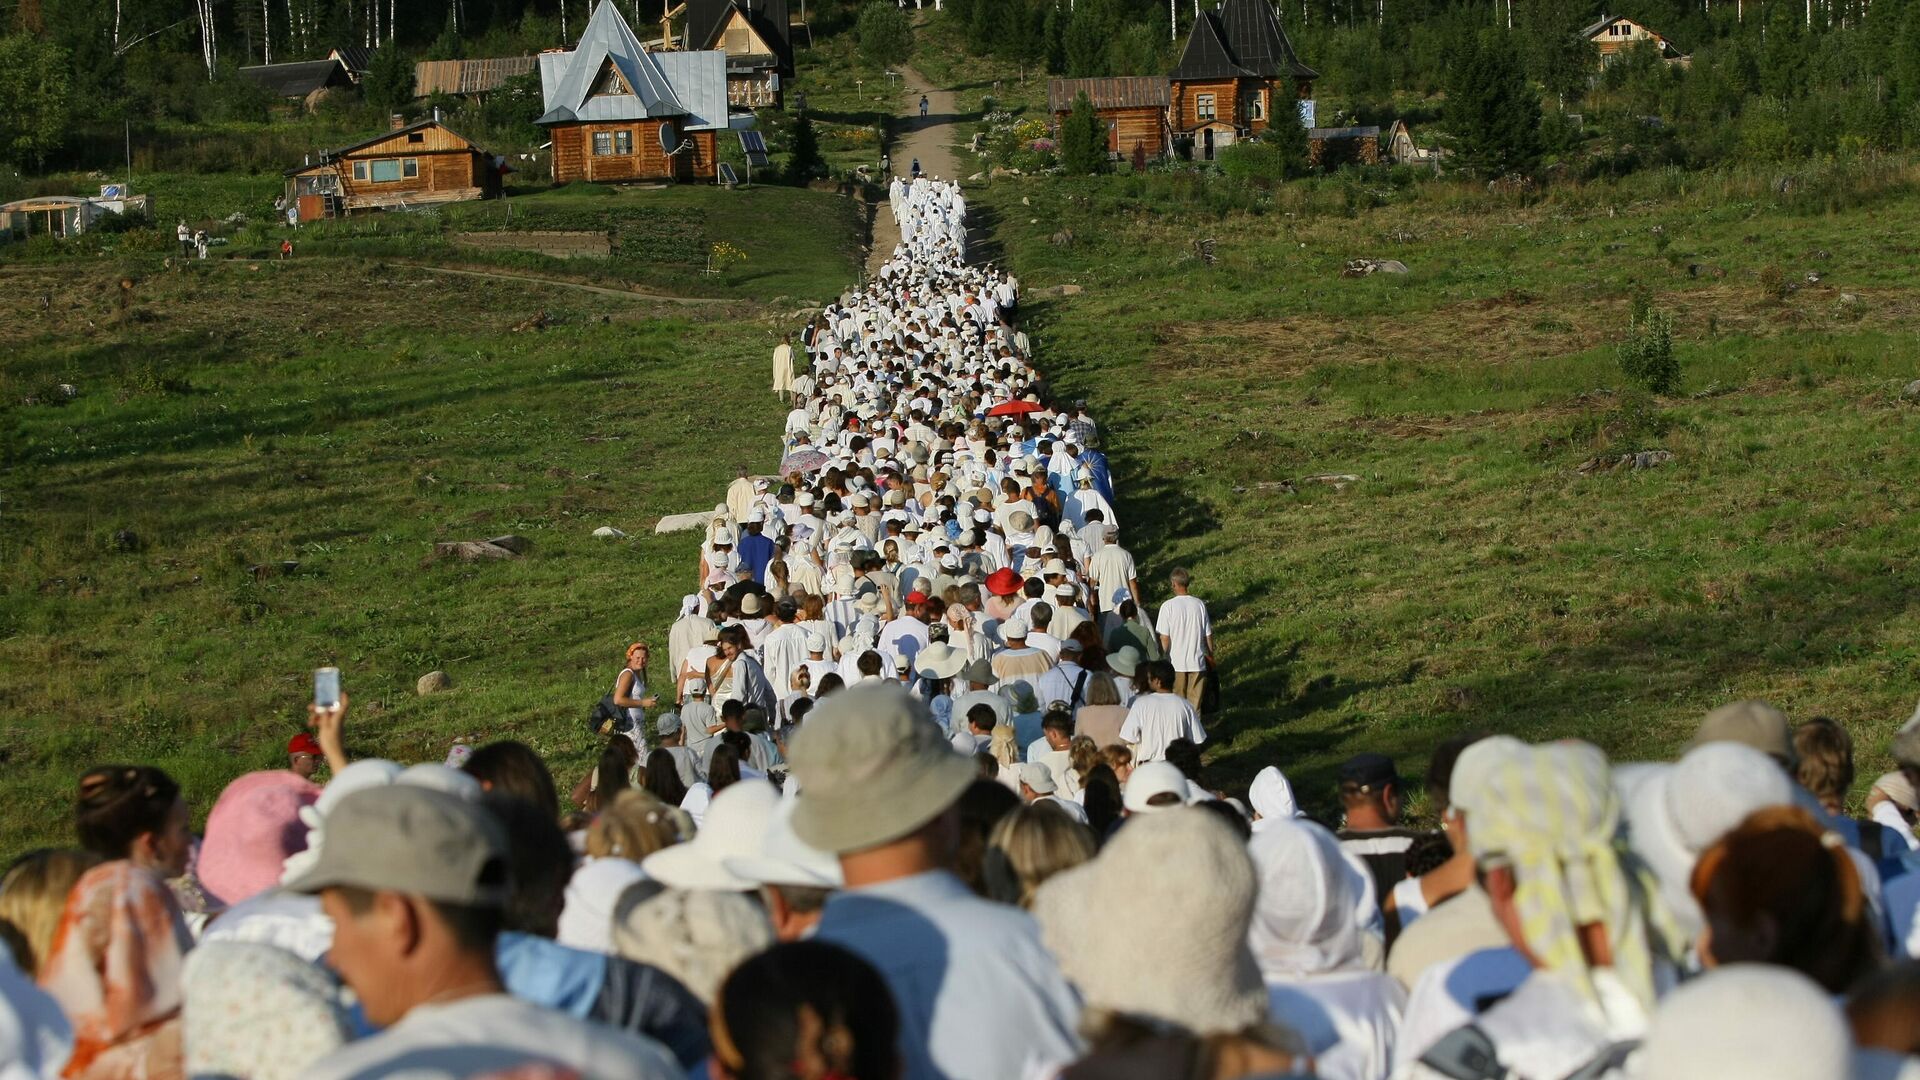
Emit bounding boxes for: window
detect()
[1250,89,1266,121]
[369,159,402,182]
[593,132,614,156]
[614,130,632,155]
[407,131,425,143]
[1196,93,1216,121]
[352,161,367,180]
[403,158,419,178]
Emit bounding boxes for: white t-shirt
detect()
[300,993,679,1080]
[1117,692,1206,762]
[1087,545,1137,609]
[1154,594,1212,673]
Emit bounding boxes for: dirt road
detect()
[865,64,964,276]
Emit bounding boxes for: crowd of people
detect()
[8,178,1920,1080]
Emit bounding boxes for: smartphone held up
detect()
[314,667,341,710]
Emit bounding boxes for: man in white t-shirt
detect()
[1118,660,1207,764]
[290,786,678,1080]
[1086,529,1142,614]
[1154,567,1213,713]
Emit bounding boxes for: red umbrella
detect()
[987,399,1046,417]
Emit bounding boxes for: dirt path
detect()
[865,63,965,276]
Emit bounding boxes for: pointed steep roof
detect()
[1171,11,1258,81]
[1217,0,1317,80]
[685,0,793,75]
[536,1,728,129]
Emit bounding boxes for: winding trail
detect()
[866,64,966,277]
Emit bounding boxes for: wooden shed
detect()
[536,1,734,184]
[283,117,507,221]
[1048,77,1171,160]
[1308,125,1380,168]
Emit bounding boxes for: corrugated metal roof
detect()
[1047,77,1170,113]
[537,2,728,129]
[1217,0,1317,80]
[1310,125,1380,139]
[415,56,538,96]
[239,59,353,97]
[1171,13,1258,81]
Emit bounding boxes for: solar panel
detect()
[738,130,770,169]
[719,162,740,186]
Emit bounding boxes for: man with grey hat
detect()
[789,684,1081,1079]
[292,786,679,1079]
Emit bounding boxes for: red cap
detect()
[985,568,1021,597]
[905,591,930,605]
[287,732,323,757]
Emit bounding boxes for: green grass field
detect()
[0,187,863,860]
[6,153,1920,857]
[972,161,1920,810]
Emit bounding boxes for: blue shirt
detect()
[813,870,1082,1080]
[737,532,776,583]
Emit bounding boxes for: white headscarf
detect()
[1248,766,1304,831]
[558,857,651,955]
[1246,818,1374,979]
[1639,965,1849,1080]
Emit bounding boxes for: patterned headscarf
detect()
[1457,740,1680,1012]
[38,861,194,1079]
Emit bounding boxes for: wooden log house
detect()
[1047,0,1314,163]
[537,1,734,184]
[684,0,794,109]
[283,116,507,221]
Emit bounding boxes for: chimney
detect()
[432,106,442,123]
[390,113,406,130]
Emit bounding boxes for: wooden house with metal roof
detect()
[683,0,793,109]
[283,115,506,221]
[1046,77,1171,160]
[537,1,734,183]
[1168,0,1316,158]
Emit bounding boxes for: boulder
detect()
[1901,379,1920,401]
[417,671,452,695]
[429,540,518,562]
[593,526,629,539]
[486,534,533,555]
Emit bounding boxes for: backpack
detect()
[589,694,626,737]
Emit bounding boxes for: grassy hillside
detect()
[975,161,1920,810]
[0,189,862,860]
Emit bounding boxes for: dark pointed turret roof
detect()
[1217,0,1318,80]
[1171,11,1258,81]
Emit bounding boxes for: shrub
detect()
[856,3,913,67]
[1616,303,1678,395]
[1059,92,1107,175]
[1758,263,1786,302]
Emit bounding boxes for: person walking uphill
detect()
[772,333,797,403]
[787,684,1082,1079]
[1156,567,1214,714]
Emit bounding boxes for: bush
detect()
[857,4,913,67]
[1616,301,1678,395]
[1216,140,1293,187]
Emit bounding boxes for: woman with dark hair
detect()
[42,766,196,1079]
[708,740,745,795]
[572,736,640,813]
[711,941,900,1080]
[1692,804,1882,993]
[643,749,689,809]
[1068,621,1108,673]
[1081,763,1124,839]
[462,740,560,814]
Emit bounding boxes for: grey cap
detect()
[284,785,509,906]
[656,712,683,736]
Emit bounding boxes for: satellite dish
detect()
[658,121,678,153]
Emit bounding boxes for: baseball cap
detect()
[656,712,683,736]
[1338,752,1400,792]
[1018,762,1058,795]
[905,590,930,605]
[788,684,977,854]
[1687,700,1795,767]
[685,677,709,694]
[284,785,509,906]
[288,732,323,757]
[1124,761,1192,814]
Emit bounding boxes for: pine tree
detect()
[1259,87,1312,176]
[1042,0,1068,72]
[362,44,416,115]
[784,113,826,183]
[1445,32,1542,176]
[1060,90,1109,173]
[1063,1,1107,75]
